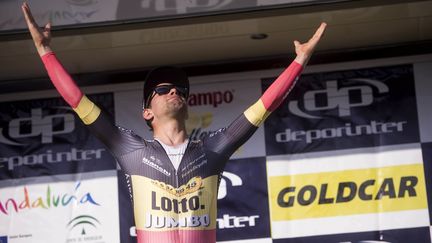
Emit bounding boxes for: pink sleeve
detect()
[41,52,83,108]
[261,61,303,112]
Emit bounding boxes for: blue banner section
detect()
[273,226,432,243]
[216,157,270,241]
[263,64,419,156]
[0,236,7,243]
[0,94,116,180]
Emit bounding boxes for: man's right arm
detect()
[21,3,136,157]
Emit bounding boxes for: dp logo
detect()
[0,108,75,146]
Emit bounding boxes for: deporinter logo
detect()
[0,108,75,146]
[0,148,105,171]
[288,79,388,119]
[275,121,407,144]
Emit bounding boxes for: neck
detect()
[153,118,188,146]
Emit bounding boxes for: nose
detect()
[169,87,179,96]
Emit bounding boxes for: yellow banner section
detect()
[268,164,427,221]
[132,175,218,231]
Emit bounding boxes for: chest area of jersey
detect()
[138,145,212,185]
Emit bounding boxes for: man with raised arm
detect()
[22,2,326,243]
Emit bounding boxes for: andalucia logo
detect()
[67,215,101,235]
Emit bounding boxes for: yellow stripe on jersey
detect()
[73,95,101,125]
[244,99,271,127]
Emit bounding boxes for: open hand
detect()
[21,2,52,56]
[294,22,327,66]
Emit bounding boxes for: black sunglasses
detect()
[145,84,189,108]
[154,85,188,97]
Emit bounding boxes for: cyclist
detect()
[22,2,326,242]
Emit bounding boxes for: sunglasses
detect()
[145,84,189,108]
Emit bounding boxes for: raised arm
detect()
[244,23,327,126]
[22,2,97,124]
[204,23,326,159]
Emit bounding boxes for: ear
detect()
[142,108,154,121]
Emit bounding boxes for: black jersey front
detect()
[85,108,257,243]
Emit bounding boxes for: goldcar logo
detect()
[268,164,427,221]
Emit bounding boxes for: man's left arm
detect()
[244,22,326,127]
[207,23,327,157]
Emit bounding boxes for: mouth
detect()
[167,96,186,105]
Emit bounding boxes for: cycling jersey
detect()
[40,52,303,243]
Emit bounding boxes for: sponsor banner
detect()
[0,236,7,243]
[0,171,119,243]
[217,157,270,241]
[414,62,432,143]
[263,64,420,156]
[272,226,432,243]
[115,78,266,159]
[0,0,119,31]
[267,144,429,238]
[0,94,116,179]
[421,142,432,226]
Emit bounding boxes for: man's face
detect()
[145,83,188,122]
